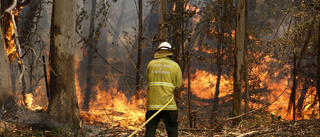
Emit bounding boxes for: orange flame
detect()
[82,81,146,129]
[5,20,19,62]
[25,93,42,111]
[173,3,200,23]
[185,51,319,121]
[23,86,48,111]
[183,69,233,100]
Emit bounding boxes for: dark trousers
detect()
[145,110,178,137]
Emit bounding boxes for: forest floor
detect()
[121,118,320,137]
[1,109,320,136]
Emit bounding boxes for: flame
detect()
[194,45,216,54]
[5,6,24,62]
[25,93,42,111]
[185,51,318,121]
[74,57,84,107]
[184,69,233,100]
[5,20,19,62]
[24,86,48,111]
[172,3,200,23]
[81,81,146,129]
[185,4,200,23]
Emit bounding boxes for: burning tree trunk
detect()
[233,0,247,125]
[0,25,15,112]
[48,0,80,128]
[2,0,28,105]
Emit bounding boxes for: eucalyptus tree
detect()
[48,0,80,128]
[233,0,247,125]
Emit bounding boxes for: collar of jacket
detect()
[153,50,173,59]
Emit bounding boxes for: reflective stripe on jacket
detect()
[146,57,182,111]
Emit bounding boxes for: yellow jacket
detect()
[146,57,182,111]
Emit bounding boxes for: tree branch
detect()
[4,0,26,83]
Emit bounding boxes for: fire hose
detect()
[128,95,174,137]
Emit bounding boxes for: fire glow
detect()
[184,52,319,120]
[5,20,18,62]
[80,84,146,129]
[20,53,319,128]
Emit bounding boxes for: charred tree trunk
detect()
[289,54,297,120]
[213,63,222,116]
[187,54,192,128]
[212,23,224,122]
[135,0,142,101]
[287,29,312,120]
[297,78,312,118]
[160,0,167,41]
[0,25,15,112]
[244,31,249,119]
[48,0,80,128]
[173,0,184,108]
[317,21,320,114]
[173,0,182,65]
[83,0,97,111]
[233,0,247,125]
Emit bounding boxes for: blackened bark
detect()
[187,54,192,128]
[297,78,312,118]
[135,0,143,100]
[84,0,97,111]
[287,29,312,120]
[317,21,320,114]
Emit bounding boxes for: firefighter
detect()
[145,42,182,137]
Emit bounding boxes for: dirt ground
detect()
[1,108,320,137]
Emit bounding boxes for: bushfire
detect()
[4,0,319,131]
[20,52,319,129]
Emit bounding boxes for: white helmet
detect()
[158,42,172,50]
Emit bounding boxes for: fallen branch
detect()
[179,128,217,131]
[229,131,259,137]
[228,129,271,137]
